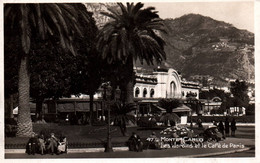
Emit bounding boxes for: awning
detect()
[57,102,90,112]
[172,104,191,113]
[13,103,36,115]
[151,104,166,113]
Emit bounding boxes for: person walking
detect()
[197,118,203,128]
[218,121,225,139]
[225,118,230,137]
[231,119,237,137]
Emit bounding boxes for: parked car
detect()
[202,126,223,142]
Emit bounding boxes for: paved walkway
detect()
[5,124,255,158]
[5,137,255,158]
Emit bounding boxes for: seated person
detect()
[47,133,58,154]
[127,132,143,152]
[57,136,68,154]
[38,134,46,155]
[26,132,39,155]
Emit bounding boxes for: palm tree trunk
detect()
[16,56,33,137]
[125,57,134,104]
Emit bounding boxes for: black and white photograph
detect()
[1,0,257,161]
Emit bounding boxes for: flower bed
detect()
[190,115,255,123]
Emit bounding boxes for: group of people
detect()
[127,132,143,152]
[26,132,67,155]
[216,118,237,138]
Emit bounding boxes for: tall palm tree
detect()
[97,2,166,104]
[4,4,92,137]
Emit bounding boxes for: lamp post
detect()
[103,83,121,153]
[115,86,121,101]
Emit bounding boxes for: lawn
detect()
[5,123,169,148]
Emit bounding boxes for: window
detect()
[143,88,147,98]
[135,87,140,97]
[150,89,155,98]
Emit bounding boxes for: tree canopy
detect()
[4,3,98,137]
[230,79,250,108]
[96,2,166,103]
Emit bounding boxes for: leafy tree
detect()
[4,42,20,118]
[97,2,166,104]
[230,79,249,108]
[70,53,102,125]
[68,8,100,125]
[199,88,230,100]
[30,4,99,124]
[29,39,76,121]
[246,104,255,115]
[5,4,94,137]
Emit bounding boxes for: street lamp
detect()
[102,83,121,153]
[115,86,121,101]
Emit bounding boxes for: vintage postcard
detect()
[1,0,258,162]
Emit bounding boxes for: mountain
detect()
[136,14,255,87]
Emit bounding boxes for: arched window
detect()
[143,88,147,98]
[150,89,155,98]
[135,87,140,97]
[170,81,176,97]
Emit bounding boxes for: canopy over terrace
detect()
[172,104,192,113]
[45,98,104,121]
[57,102,90,112]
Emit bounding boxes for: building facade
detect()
[134,68,200,100]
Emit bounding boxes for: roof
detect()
[152,104,166,113]
[57,102,102,112]
[172,104,192,112]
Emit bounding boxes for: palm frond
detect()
[97,2,166,65]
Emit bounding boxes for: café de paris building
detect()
[134,67,199,100]
[133,67,200,117]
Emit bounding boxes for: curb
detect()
[68,147,129,153]
[182,147,251,158]
[5,146,252,157]
[5,147,129,154]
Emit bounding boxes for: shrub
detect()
[246,104,255,115]
[137,117,157,127]
[5,118,17,137]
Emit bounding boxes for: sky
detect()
[144,1,254,33]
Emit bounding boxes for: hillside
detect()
[136,14,255,86]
